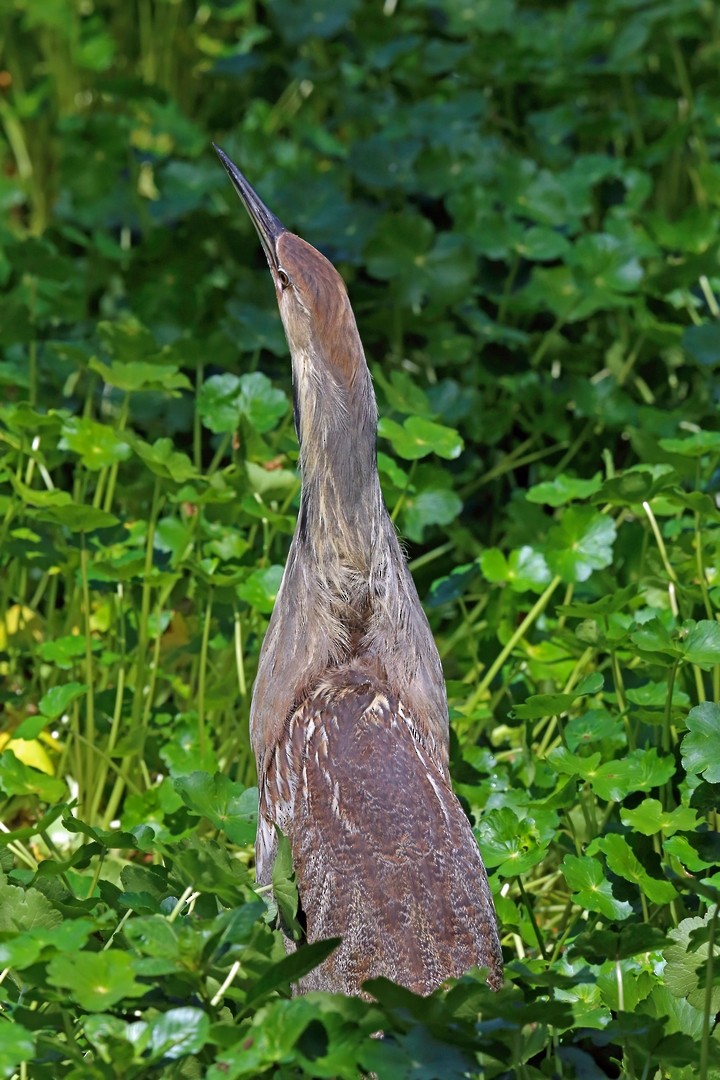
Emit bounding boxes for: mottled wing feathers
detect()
[259,679,503,996]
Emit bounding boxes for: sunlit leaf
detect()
[546,508,616,583]
[378,416,463,460]
[527,473,602,506]
[38,681,87,720]
[589,834,676,904]
[562,854,633,920]
[620,799,699,836]
[590,748,675,802]
[236,565,284,614]
[681,702,720,783]
[59,417,131,471]
[47,951,146,1011]
[174,772,257,845]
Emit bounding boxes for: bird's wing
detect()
[257,680,502,996]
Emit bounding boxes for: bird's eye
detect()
[277,268,291,289]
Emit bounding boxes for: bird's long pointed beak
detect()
[213,144,285,271]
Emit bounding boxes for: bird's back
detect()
[257,665,503,996]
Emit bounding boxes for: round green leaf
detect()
[402,488,461,542]
[39,681,87,720]
[562,854,632,920]
[379,416,463,461]
[149,1007,210,1061]
[59,417,131,471]
[47,950,146,1011]
[236,565,284,614]
[527,473,602,507]
[546,507,616,583]
[0,751,65,802]
[681,702,720,783]
[620,799,699,837]
[174,772,257,845]
[682,322,720,367]
[0,1023,35,1076]
[590,747,675,802]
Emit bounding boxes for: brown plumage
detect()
[215,146,503,996]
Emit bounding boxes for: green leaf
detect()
[427,563,478,608]
[267,0,359,45]
[663,835,715,873]
[681,702,720,783]
[664,912,720,1012]
[242,938,342,1012]
[474,807,548,875]
[149,1007,210,1061]
[173,772,257,845]
[402,488,462,542]
[123,916,180,960]
[130,436,197,482]
[590,748,675,802]
[593,465,677,506]
[34,503,120,531]
[236,565,284,614]
[546,508,616,583]
[271,829,303,940]
[37,635,89,668]
[480,545,551,594]
[59,417,131,471]
[0,879,62,933]
[620,799,699,837]
[682,322,720,367]
[682,620,720,669]
[515,225,571,262]
[0,751,65,802]
[629,617,679,658]
[547,747,602,782]
[565,709,623,752]
[589,834,677,904]
[570,923,669,963]
[568,232,643,293]
[378,416,463,460]
[237,372,289,433]
[0,1024,35,1077]
[198,372,288,435]
[47,950,146,1011]
[511,676,602,720]
[38,681,87,720]
[559,583,636,618]
[526,473,602,506]
[659,430,720,458]
[89,356,192,392]
[562,854,633,920]
[624,681,690,708]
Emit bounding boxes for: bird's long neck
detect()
[291,347,385,575]
[289,324,388,574]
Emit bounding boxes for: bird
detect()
[214,145,503,997]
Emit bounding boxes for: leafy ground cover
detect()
[1,0,720,1076]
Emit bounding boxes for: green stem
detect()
[198,588,213,758]
[233,604,247,699]
[79,537,96,817]
[88,585,127,824]
[466,575,563,715]
[517,875,547,960]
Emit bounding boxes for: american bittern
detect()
[215,145,502,996]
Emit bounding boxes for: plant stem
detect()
[79,537,96,817]
[198,587,214,758]
[466,575,563,716]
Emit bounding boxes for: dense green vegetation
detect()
[1,0,720,1075]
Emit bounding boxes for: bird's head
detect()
[214,145,363,390]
